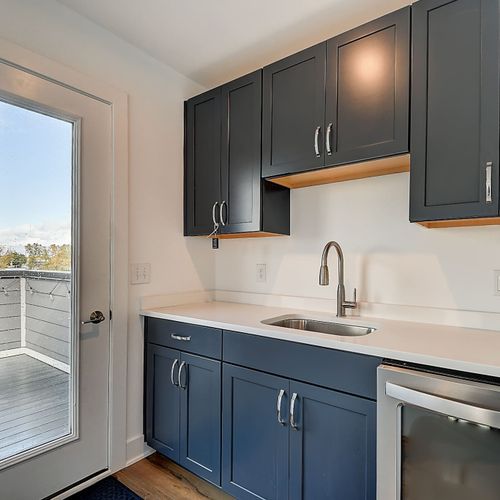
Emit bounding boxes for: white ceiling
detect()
[58,0,409,88]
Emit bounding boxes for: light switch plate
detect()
[130,263,151,285]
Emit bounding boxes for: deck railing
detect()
[0,269,71,370]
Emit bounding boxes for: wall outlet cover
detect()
[256,264,267,283]
[494,270,500,296]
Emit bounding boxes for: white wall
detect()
[0,0,212,462]
[215,173,500,320]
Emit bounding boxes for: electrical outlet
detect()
[494,270,500,296]
[256,264,267,283]
[130,263,151,285]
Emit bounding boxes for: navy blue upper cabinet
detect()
[179,352,221,485]
[185,71,290,238]
[325,7,410,167]
[222,364,289,500]
[220,71,262,234]
[410,0,500,226]
[262,44,327,178]
[145,344,181,462]
[262,9,410,181]
[184,88,222,236]
[289,381,376,500]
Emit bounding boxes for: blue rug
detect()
[70,477,142,499]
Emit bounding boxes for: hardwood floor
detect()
[115,453,234,500]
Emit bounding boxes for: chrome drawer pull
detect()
[178,361,187,390]
[290,392,299,430]
[276,389,286,426]
[170,334,191,342]
[170,359,179,386]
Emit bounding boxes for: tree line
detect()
[0,243,71,271]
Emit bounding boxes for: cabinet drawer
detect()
[223,331,381,400]
[146,318,222,359]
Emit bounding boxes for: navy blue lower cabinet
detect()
[222,364,289,500]
[145,344,181,462]
[179,352,221,486]
[289,381,376,500]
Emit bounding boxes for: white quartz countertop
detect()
[141,301,500,378]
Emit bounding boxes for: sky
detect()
[0,100,72,252]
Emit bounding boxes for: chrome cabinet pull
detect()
[212,201,219,225]
[178,361,187,389]
[326,123,333,155]
[314,126,321,157]
[290,392,299,430]
[486,162,493,203]
[170,359,179,386]
[220,201,227,226]
[276,389,286,425]
[170,334,191,342]
[386,382,500,428]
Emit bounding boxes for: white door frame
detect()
[0,37,129,486]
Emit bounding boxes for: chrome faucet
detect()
[319,241,357,317]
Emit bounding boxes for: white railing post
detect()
[20,276,26,348]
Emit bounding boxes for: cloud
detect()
[0,221,71,252]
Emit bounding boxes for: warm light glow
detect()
[352,47,386,85]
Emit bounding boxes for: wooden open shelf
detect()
[267,154,410,189]
[417,217,500,228]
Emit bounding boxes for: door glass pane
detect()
[401,404,500,500]
[0,99,75,465]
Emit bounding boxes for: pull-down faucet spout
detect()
[319,241,357,317]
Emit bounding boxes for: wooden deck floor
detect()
[115,453,234,500]
[0,354,69,461]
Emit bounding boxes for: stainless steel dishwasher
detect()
[377,363,500,500]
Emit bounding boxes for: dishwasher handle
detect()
[386,382,500,429]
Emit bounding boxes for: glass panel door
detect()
[0,98,76,466]
[401,404,500,500]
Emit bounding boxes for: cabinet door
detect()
[325,7,410,166]
[221,71,262,233]
[289,381,376,500]
[262,43,326,178]
[184,88,222,235]
[222,364,289,500]
[179,353,221,485]
[145,344,180,461]
[410,0,499,222]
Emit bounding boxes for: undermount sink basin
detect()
[262,315,376,337]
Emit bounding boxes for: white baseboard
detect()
[0,347,70,372]
[126,434,154,466]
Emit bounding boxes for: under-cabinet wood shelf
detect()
[267,154,410,189]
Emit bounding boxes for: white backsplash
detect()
[214,173,500,330]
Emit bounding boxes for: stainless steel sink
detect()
[262,315,375,337]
